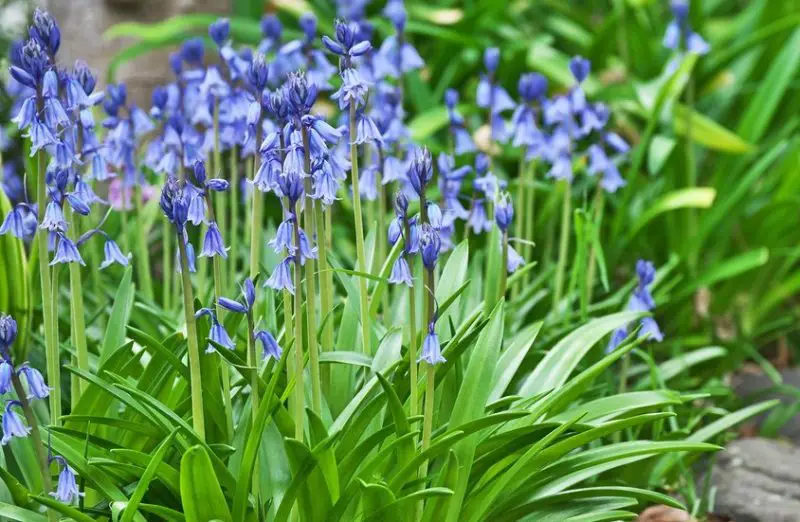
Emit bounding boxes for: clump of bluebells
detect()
[0,313,79,503]
[0,7,690,517]
[607,260,665,352]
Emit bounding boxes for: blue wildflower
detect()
[17,363,49,400]
[265,256,295,295]
[50,456,82,504]
[1,401,30,444]
[255,330,282,361]
[200,222,228,259]
[0,360,12,395]
[419,322,445,365]
[195,308,235,353]
[51,234,84,266]
[100,239,129,269]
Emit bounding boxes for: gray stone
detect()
[732,368,800,444]
[45,0,231,107]
[711,438,800,522]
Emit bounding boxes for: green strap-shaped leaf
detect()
[120,430,178,522]
[180,445,232,522]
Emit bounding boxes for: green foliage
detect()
[3,0,800,520]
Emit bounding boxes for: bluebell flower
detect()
[495,193,514,232]
[200,222,228,259]
[265,256,295,295]
[607,259,664,352]
[195,308,235,353]
[606,328,628,353]
[507,243,524,273]
[420,224,441,270]
[323,20,372,60]
[297,228,318,264]
[0,314,18,347]
[50,456,82,504]
[100,239,129,269]
[51,234,84,266]
[468,199,492,235]
[388,256,413,287]
[31,8,61,55]
[375,0,424,79]
[0,360,12,395]
[1,401,30,444]
[631,260,657,310]
[0,205,30,238]
[407,147,433,197]
[219,278,257,315]
[247,53,270,92]
[269,216,296,255]
[419,322,445,365]
[181,37,205,66]
[663,1,709,55]
[332,67,370,110]
[255,330,282,361]
[209,18,230,47]
[17,363,49,400]
[444,89,474,153]
[260,14,283,54]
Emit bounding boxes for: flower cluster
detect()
[0,313,78,502]
[663,0,710,55]
[216,278,282,361]
[2,9,126,269]
[607,260,665,352]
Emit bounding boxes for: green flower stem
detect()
[229,148,240,284]
[11,374,55,519]
[246,312,261,500]
[283,289,294,352]
[213,102,228,285]
[585,186,605,305]
[66,208,88,399]
[204,193,234,439]
[301,128,322,415]
[315,199,333,392]
[420,268,437,482]
[377,156,388,315]
[523,161,536,280]
[120,186,130,253]
[404,218,419,418]
[249,130,264,280]
[177,232,206,440]
[163,220,172,310]
[292,200,306,440]
[553,180,572,315]
[349,102,372,355]
[512,158,526,300]
[500,230,509,298]
[133,184,154,301]
[36,148,60,426]
[421,363,435,451]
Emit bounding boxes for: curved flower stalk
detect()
[607,260,664,394]
[160,175,206,439]
[216,278,282,423]
[0,314,56,506]
[325,20,378,356]
[417,222,444,483]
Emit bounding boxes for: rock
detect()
[45,0,231,107]
[732,368,800,444]
[710,438,800,522]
